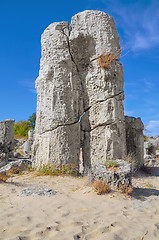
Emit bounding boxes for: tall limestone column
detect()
[69,10,126,168]
[33,10,126,169]
[32,22,81,168]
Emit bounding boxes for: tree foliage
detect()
[14,120,32,137]
[28,113,36,129]
[14,113,36,137]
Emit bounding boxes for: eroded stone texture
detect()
[33,124,80,167]
[69,11,126,167]
[0,119,15,166]
[32,21,81,167]
[24,129,35,156]
[0,159,32,175]
[144,141,156,157]
[92,160,131,187]
[33,10,126,168]
[125,116,144,170]
[19,188,57,197]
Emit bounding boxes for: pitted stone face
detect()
[0,119,15,166]
[125,116,144,170]
[92,160,131,187]
[32,10,126,169]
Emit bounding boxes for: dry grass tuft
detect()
[97,53,116,69]
[92,180,111,195]
[118,183,133,195]
[0,168,20,183]
[91,48,121,70]
[0,174,9,183]
[36,164,79,177]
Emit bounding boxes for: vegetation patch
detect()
[105,160,120,172]
[118,183,133,195]
[146,183,156,189]
[92,180,111,195]
[36,164,79,177]
[0,168,20,183]
[91,49,121,69]
[14,120,32,137]
[14,113,36,137]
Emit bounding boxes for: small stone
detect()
[19,187,57,197]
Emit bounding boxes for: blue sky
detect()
[0,0,159,136]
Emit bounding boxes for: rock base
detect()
[92,160,131,187]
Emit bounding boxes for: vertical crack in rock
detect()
[59,26,80,73]
[32,21,81,168]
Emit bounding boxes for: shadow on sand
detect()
[132,187,159,201]
[132,165,159,201]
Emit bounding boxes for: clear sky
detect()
[0,0,159,136]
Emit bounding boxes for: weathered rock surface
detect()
[144,137,159,157]
[33,123,80,167]
[24,129,35,156]
[92,160,131,187]
[19,187,57,197]
[0,159,32,175]
[32,20,81,168]
[125,116,144,170]
[0,119,15,166]
[144,141,156,157]
[33,10,126,169]
[70,11,126,167]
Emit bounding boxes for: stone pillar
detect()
[32,21,81,168]
[24,129,35,155]
[33,10,126,169]
[0,119,15,167]
[125,116,144,170]
[70,10,126,168]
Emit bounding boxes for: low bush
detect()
[92,180,111,195]
[105,160,119,168]
[118,183,133,195]
[0,168,20,183]
[36,164,79,177]
[105,160,119,172]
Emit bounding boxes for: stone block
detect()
[125,116,144,170]
[0,119,14,166]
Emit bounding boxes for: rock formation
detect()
[24,129,35,156]
[0,119,15,167]
[32,10,143,171]
[144,137,159,165]
[125,117,144,170]
[70,11,126,168]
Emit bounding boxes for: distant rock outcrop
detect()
[125,116,144,170]
[0,119,14,167]
[24,129,35,156]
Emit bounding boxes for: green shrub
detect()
[28,113,36,129]
[105,160,119,168]
[14,120,32,137]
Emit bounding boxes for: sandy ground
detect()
[0,166,159,240]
